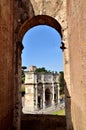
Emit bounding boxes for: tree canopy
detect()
[35,67,58,74]
[35,67,50,73]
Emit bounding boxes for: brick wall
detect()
[21,114,66,130]
[0,0,86,130]
[0,0,14,130]
[67,0,86,130]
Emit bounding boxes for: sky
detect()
[22,25,63,72]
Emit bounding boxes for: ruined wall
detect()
[0,0,14,130]
[21,114,66,130]
[67,0,86,130]
[0,0,70,129]
[1,0,85,130]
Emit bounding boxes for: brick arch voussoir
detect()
[18,15,62,41]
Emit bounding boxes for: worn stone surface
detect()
[0,0,14,130]
[21,114,66,130]
[67,0,86,130]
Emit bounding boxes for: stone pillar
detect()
[43,83,45,109]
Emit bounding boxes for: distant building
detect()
[23,66,60,113]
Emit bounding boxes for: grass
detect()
[52,109,65,116]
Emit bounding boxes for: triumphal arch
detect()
[0,0,86,130]
[23,66,60,113]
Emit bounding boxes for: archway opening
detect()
[19,15,65,115]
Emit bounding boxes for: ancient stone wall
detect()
[0,0,14,130]
[0,0,85,130]
[0,1,65,130]
[21,114,66,130]
[23,71,59,113]
[67,0,86,130]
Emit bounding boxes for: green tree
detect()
[35,67,50,73]
[35,67,58,74]
[58,71,64,95]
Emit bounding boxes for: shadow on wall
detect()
[21,114,66,130]
[64,80,74,130]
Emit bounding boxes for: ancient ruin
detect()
[0,0,86,130]
[23,66,60,113]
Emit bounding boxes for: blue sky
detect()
[22,25,63,72]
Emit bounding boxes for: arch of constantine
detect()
[23,66,60,113]
[0,0,86,130]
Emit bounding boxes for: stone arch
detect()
[18,14,63,111]
[18,13,65,125]
[18,15,63,41]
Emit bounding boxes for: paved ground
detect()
[21,114,66,130]
[22,102,65,115]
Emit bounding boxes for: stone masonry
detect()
[23,66,60,113]
[0,0,86,130]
